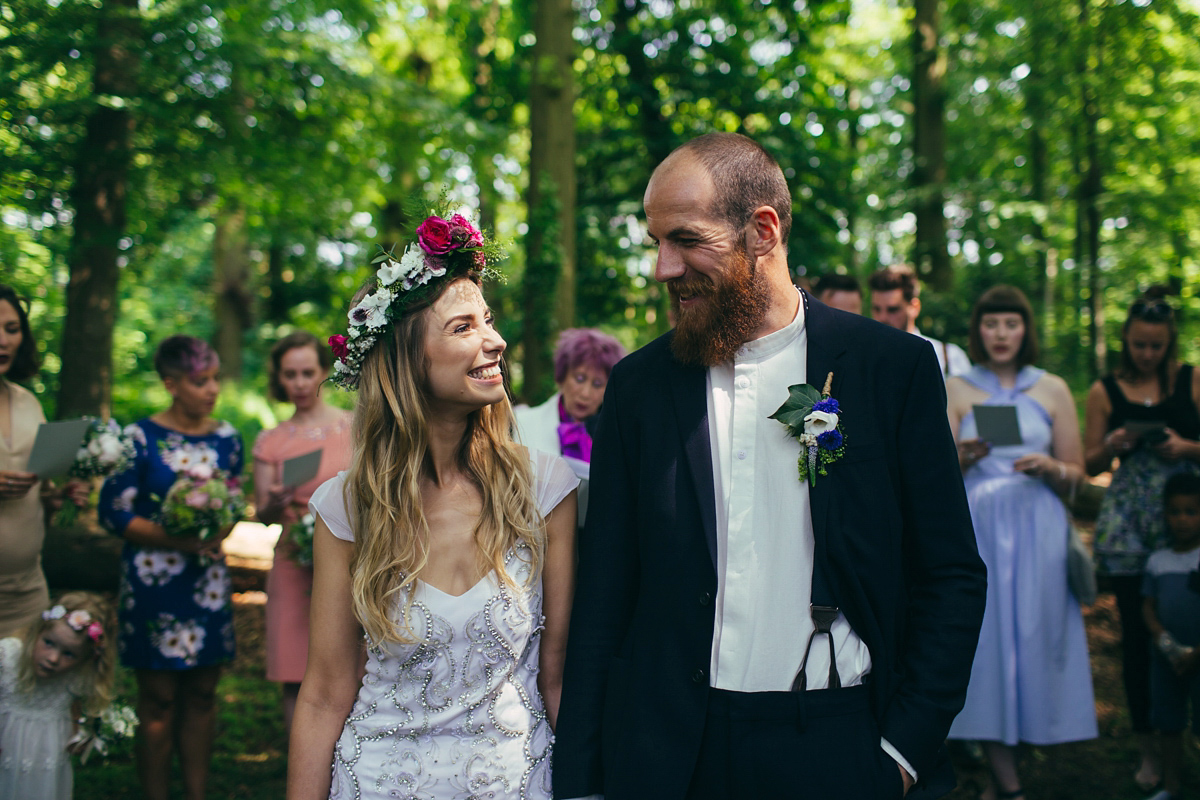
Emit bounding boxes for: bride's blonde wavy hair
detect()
[345,276,544,645]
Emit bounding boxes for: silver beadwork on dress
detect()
[329,545,552,800]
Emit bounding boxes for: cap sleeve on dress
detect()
[530,449,580,518]
[309,471,354,541]
[251,425,278,461]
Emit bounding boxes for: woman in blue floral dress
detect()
[1084,289,1200,792]
[99,335,244,800]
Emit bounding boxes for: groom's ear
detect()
[746,205,782,257]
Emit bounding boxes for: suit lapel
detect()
[669,356,719,567]
[804,291,847,588]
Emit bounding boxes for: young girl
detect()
[0,592,117,800]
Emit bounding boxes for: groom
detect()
[553,133,987,800]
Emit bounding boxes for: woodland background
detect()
[8,3,1200,795]
[3,0,1200,440]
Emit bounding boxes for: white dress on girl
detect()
[309,449,579,800]
[0,637,76,800]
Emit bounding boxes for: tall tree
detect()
[1077,0,1105,377]
[910,0,951,290]
[57,0,141,418]
[523,0,577,402]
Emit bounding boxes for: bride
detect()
[287,210,578,799]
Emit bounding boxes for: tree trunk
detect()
[612,0,673,333]
[57,0,140,419]
[1026,1,1050,312]
[523,0,577,403]
[1078,0,1105,378]
[1151,70,1188,296]
[264,241,289,324]
[1071,120,1087,368]
[213,207,252,380]
[910,0,951,290]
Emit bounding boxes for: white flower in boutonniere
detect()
[768,371,848,486]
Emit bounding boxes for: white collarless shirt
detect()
[706,292,871,692]
[706,291,914,779]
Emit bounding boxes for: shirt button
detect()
[736,451,746,460]
[699,591,712,606]
[692,669,706,684]
[736,376,750,389]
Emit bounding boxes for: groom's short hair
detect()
[674,133,793,247]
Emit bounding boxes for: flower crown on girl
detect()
[328,203,504,391]
[43,604,105,650]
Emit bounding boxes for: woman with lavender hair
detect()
[99,335,244,800]
[514,328,626,463]
[515,330,624,526]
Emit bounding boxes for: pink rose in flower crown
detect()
[449,214,484,247]
[329,334,349,359]
[417,216,455,255]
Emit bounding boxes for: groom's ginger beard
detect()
[668,244,771,367]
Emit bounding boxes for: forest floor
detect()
[71,581,1200,799]
[946,592,1200,800]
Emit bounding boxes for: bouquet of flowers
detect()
[159,463,247,548]
[289,512,316,568]
[68,703,138,764]
[55,418,137,527]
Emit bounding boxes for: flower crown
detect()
[329,210,503,390]
[43,605,105,647]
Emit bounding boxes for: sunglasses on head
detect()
[1130,299,1173,322]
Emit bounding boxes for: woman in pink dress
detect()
[253,331,352,737]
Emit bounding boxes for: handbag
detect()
[1065,479,1098,605]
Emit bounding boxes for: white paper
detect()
[281,448,323,488]
[27,418,92,478]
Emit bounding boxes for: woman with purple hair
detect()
[514,328,626,464]
[514,329,625,528]
[99,335,244,800]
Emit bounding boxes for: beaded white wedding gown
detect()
[309,450,578,800]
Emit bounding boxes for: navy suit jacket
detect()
[552,293,987,800]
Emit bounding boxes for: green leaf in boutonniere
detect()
[769,371,848,486]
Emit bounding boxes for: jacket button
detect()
[698,592,711,606]
[692,669,706,684]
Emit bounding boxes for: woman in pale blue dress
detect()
[946,286,1097,800]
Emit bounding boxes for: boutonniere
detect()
[768,371,847,486]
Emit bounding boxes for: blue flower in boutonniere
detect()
[768,371,848,486]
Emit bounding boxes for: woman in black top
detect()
[1084,289,1200,791]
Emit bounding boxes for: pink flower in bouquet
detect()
[329,334,349,359]
[187,463,214,481]
[209,497,224,510]
[185,490,209,509]
[417,216,454,254]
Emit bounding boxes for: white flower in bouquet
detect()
[102,704,139,739]
[57,417,137,527]
[70,418,136,479]
[70,703,138,765]
[289,512,317,568]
